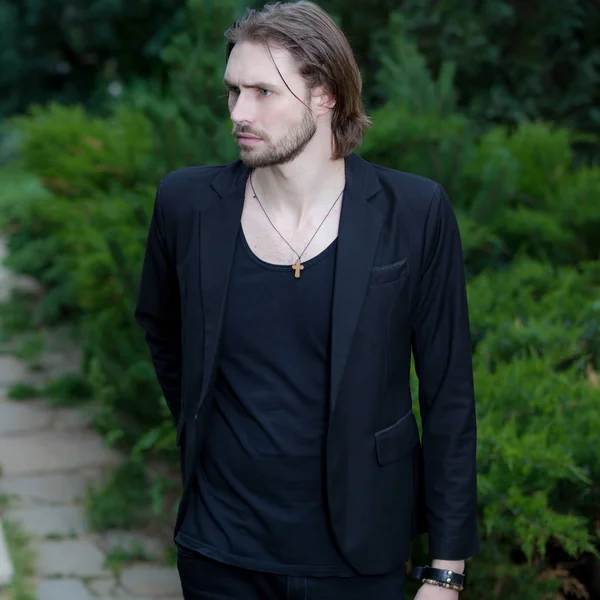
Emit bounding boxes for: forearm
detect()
[412,183,480,559]
[135,175,183,422]
[420,402,479,558]
[135,314,182,420]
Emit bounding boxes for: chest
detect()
[240,188,342,265]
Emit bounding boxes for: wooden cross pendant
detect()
[292,258,304,279]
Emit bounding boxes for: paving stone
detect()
[38,578,94,600]
[0,399,54,435]
[120,563,181,597]
[91,531,165,561]
[0,472,99,505]
[86,577,118,596]
[38,539,110,577]
[4,505,87,537]
[0,356,35,389]
[39,356,83,380]
[51,406,95,431]
[0,430,120,475]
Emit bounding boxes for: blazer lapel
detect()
[330,155,383,415]
[198,161,249,406]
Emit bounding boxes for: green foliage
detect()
[86,460,151,531]
[461,256,600,595]
[11,103,155,196]
[0,103,170,448]
[44,373,93,406]
[105,542,152,576]
[0,0,188,118]
[116,0,243,172]
[404,0,600,144]
[0,291,39,335]
[340,0,600,161]
[360,15,472,199]
[0,104,156,324]
[13,332,45,361]
[1,520,36,600]
[7,383,43,400]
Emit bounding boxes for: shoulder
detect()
[370,162,442,211]
[156,164,229,208]
[357,157,450,227]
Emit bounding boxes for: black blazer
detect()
[135,153,480,575]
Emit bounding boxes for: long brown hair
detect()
[224,1,371,159]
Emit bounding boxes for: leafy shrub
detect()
[86,460,150,531]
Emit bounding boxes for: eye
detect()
[259,89,273,97]
[227,87,240,96]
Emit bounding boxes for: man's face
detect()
[224,41,317,168]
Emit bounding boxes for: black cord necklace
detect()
[249,174,343,279]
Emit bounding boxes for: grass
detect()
[0,492,12,512]
[43,373,93,407]
[104,542,151,576]
[7,373,93,406]
[6,384,42,401]
[1,520,36,600]
[12,334,45,362]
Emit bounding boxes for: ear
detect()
[312,85,336,114]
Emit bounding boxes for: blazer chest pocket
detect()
[375,409,420,466]
[369,258,409,286]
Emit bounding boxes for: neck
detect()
[250,144,346,218]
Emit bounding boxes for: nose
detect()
[229,92,255,126]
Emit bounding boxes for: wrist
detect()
[431,559,465,574]
[419,584,460,597]
[410,563,465,592]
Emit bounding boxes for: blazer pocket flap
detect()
[370,258,409,285]
[375,410,420,466]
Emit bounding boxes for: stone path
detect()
[0,240,183,600]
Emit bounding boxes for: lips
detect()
[236,133,263,146]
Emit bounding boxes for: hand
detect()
[414,583,459,600]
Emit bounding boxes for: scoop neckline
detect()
[239,228,338,272]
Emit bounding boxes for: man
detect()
[135,1,479,598]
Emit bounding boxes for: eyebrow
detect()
[223,78,278,90]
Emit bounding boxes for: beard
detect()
[234,107,317,169]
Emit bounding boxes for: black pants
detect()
[177,545,406,600]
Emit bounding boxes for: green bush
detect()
[0,0,189,118]
[0,107,169,450]
[332,0,600,162]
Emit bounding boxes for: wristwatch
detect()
[410,565,466,589]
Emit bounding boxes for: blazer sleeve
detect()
[134,175,182,424]
[411,183,480,560]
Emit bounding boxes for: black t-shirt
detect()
[176,227,357,577]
